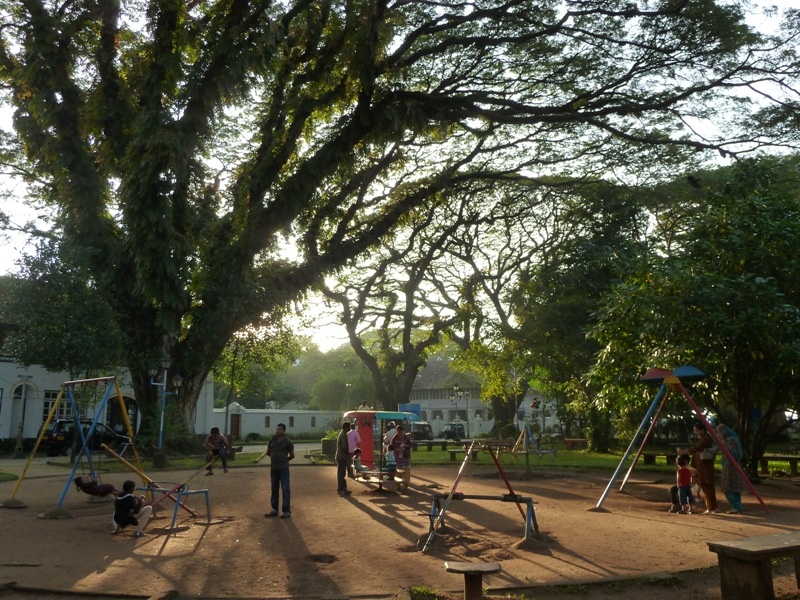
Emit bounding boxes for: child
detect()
[352,448,370,477]
[74,476,119,497]
[675,454,696,514]
[113,480,153,537]
[385,443,397,481]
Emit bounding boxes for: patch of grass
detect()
[410,585,441,600]
[0,471,18,483]
[43,452,264,473]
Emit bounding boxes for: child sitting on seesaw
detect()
[352,448,370,477]
[113,480,153,538]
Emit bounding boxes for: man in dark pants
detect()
[336,422,352,497]
[265,423,295,518]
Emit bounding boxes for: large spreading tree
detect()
[0,1,797,431]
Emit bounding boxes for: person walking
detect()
[346,421,361,479]
[679,421,718,514]
[265,423,295,518]
[716,423,745,514]
[336,422,352,496]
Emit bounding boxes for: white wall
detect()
[0,359,215,442]
[206,403,341,439]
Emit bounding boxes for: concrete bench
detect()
[707,532,800,599]
[759,454,799,476]
[444,561,501,600]
[563,438,588,450]
[448,448,480,462]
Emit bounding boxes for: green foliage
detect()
[212,326,303,409]
[0,1,796,437]
[409,586,440,600]
[590,157,800,459]
[1,240,124,376]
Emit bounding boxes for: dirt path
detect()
[1,459,799,599]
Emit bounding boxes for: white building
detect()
[200,402,342,440]
[0,355,349,449]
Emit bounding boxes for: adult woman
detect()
[716,423,745,514]
[392,424,412,486]
[679,421,718,514]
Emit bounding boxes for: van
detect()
[410,421,433,441]
[442,421,466,441]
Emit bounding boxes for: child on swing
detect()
[74,475,119,497]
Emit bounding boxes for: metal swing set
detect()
[1,376,143,511]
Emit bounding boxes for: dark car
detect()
[442,421,466,441]
[410,421,434,441]
[40,418,131,456]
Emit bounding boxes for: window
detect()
[264,416,271,428]
[288,416,294,427]
[42,390,73,422]
[311,416,316,427]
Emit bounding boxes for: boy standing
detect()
[675,454,696,514]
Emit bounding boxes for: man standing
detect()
[336,422,352,496]
[265,423,295,518]
[346,422,361,478]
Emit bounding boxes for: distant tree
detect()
[0,1,796,434]
[509,182,647,451]
[212,324,302,417]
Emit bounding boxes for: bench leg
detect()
[462,573,483,600]
[794,554,800,589]
[717,555,775,600]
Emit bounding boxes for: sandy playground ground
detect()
[1,454,800,600]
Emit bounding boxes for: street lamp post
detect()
[450,384,471,438]
[148,357,183,449]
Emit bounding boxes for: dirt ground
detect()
[1,456,800,600]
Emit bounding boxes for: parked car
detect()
[442,421,466,441]
[410,421,434,441]
[39,418,131,456]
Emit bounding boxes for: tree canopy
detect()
[590,156,800,460]
[0,0,797,430]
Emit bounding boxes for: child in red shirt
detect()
[676,454,696,514]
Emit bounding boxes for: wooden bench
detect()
[641,450,678,466]
[448,448,480,462]
[444,561,502,600]
[411,441,448,451]
[707,532,800,600]
[563,438,588,450]
[759,454,799,476]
